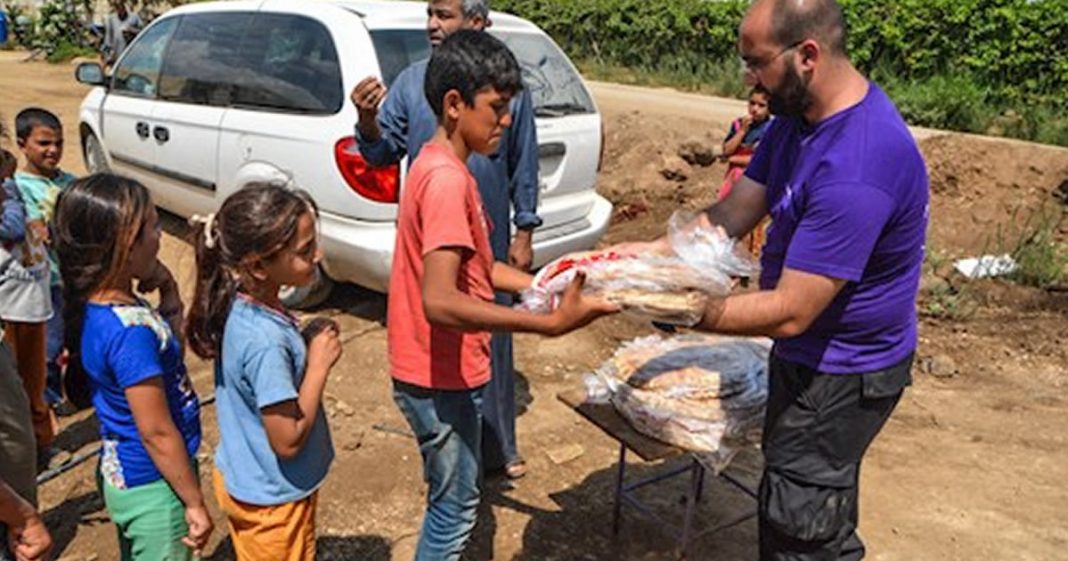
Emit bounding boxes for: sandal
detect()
[504,459,527,480]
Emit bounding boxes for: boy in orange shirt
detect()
[387,30,615,561]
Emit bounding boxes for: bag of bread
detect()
[584,334,770,472]
[518,211,758,325]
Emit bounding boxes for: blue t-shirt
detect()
[214,295,334,506]
[746,83,929,374]
[82,302,201,489]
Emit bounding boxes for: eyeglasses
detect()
[739,40,805,74]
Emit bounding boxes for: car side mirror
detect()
[75,62,107,86]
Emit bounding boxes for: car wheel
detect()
[279,266,335,310]
[84,133,110,174]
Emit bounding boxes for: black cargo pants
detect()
[758,353,913,561]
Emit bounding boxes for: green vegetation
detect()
[1002,209,1068,288]
[495,0,1068,146]
[919,250,979,321]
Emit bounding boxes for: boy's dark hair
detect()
[751,84,770,98]
[15,107,63,141]
[424,29,523,120]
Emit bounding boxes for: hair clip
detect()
[189,213,217,249]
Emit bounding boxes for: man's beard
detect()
[768,59,813,118]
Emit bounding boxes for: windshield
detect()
[368,28,595,117]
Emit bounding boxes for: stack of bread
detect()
[587,334,770,468]
[521,250,733,326]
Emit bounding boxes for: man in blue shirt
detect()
[350,0,540,479]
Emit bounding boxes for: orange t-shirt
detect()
[388,142,495,390]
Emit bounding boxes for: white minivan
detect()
[75,0,612,296]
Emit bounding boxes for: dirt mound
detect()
[918,134,1068,255]
[596,108,1068,258]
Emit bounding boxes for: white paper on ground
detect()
[953,254,1018,279]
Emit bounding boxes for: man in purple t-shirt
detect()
[623,0,928,559]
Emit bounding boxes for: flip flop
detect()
[504,459,527,480]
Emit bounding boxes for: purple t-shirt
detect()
[745,83,928,374]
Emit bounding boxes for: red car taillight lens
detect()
[334,136,400,203]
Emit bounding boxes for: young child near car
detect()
[1,114,58,471]
[388,30,616,561]
[719,85,772,257]
[52,173,212,560]
[13,108,78,415]
[0,146,53,560]
[185,183,341,561]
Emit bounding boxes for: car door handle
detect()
[538,142,566,159]
[153,126,170,143]
[135,121,150,139]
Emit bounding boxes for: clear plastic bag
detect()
[518,211,758,326]
[585,334,770,472]
[668,210,759,278]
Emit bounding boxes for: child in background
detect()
[53,174,211,560]
[13,108,77,412]
[1,115,57,470]
[718,85,772,257]
[389,30,615,561]
[185,183,340,561]
[1,162,53,561]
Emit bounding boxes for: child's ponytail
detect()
[185,182,318,360]
[186,213,236,359]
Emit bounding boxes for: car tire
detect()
[84,133,110,174]
[279,266,335,310]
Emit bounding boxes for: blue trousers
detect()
[481,290,518,470]
[393,381,484,561]
[44,285,63,405]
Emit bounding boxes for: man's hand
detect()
[350,77,387,142]
[740,115,752,130]
[8,512,52,561]
[508,230,534,271]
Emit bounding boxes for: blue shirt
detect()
[82,302,201,489]
[746,83,928,374]
[214,296,334,505]
[356,59,541,259]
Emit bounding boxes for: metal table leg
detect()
[612,443,627,535]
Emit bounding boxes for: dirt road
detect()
[2,52,1067,561]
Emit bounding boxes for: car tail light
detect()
[334,136,400,203]
[598,120,606,173]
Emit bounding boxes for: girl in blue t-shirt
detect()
[185,183,341,561]
[52,174,212,560]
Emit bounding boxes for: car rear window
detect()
[368,28,595,117]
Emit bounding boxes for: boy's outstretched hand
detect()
[548,272,619,336]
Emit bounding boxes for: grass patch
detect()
[573,56,1068,148]
[919,249,979,321]
[1002,209,1068,288]
[46,41,97,63]
[575,57,749,99]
